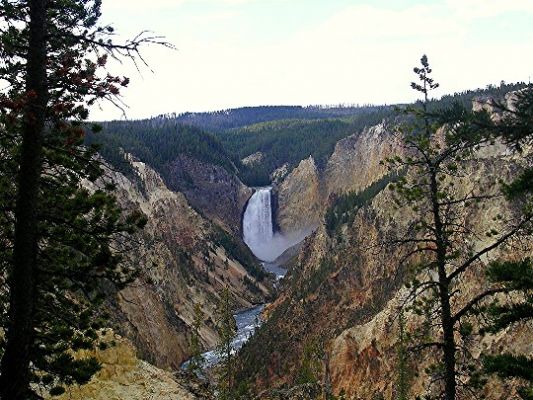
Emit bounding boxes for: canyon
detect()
[51,88,530,400]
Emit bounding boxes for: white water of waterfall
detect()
[243,187,274,261]
[243,187,313,263]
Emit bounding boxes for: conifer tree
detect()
[396,309,410,400]
[187,303,206,374]
[215,286,237,400]
[481,259,533,399]
[0,1,168,397]
[385,55,531,400]
[296,337,322,386]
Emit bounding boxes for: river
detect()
[185,187,292,369]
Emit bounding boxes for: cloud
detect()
[296,4,460,41]
[447,0,533,20]
[103,0,187,11]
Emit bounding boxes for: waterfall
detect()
[243,187,274,261]
[243,186,313,263]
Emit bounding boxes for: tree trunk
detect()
[0,0,48,398]
[430,169,457,400]
[439,283,457,400]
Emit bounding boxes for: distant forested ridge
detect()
[221,81,528,185]
[164,81,526,132]
[169,104,390,132]
[85,119,238,180]
[87,106,394,187]
[88,81,528,187]
[427,81,527,110]
[218,114,392,186]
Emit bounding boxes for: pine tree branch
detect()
[448,216,532,282]
[452,287,512,323]
[408,341,444,352]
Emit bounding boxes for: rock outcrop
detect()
[270,163,290,185]
[274,123,400,235]
[242,151,265,167]
[325,122,401,196]
[274,156,322,234]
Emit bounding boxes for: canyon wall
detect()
[94,155,272,371]
[275,156,322,234]
[274,122,401,235]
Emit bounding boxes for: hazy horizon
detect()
[96,80,529,122]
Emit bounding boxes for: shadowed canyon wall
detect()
[88,155,273,371]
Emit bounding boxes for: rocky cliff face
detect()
[240,115,531,399]
[242,151,265,167]
[98,155,272,371]
[274,123,400,235]
[164,154,252,233]
[274,156,322,234]
[324,122,401,196]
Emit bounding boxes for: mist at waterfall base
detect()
[243,187,313,263]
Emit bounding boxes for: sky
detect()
[93,0,533,120]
